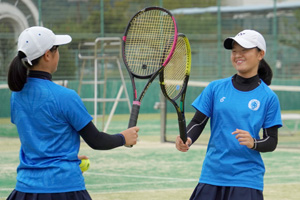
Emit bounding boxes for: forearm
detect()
[79,121,125,150]
[187,110,209,145]
[252,126,278,152]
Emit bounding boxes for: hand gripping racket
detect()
[159,33,191,143]
[122,7,178,133]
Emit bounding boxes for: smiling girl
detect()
[176,30,282,200]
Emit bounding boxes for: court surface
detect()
[0,113,299,200]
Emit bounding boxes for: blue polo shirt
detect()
[10,78,93,193]
[192,77,282,191]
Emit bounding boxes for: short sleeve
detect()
[263,94,282,128]
[192,82,214,117]
[60,90,93,131]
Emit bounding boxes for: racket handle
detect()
[178,117,187,144]
[125,103,140,148]
[128,103,140,128]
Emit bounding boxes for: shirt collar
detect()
[28,70,52,81]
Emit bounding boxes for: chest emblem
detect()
[248,99,260,111]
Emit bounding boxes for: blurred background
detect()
[1,0,300,79]
[1,2,300,199]
[0,0,299,139]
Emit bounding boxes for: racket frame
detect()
[122,6,178,130]
[159,33,192,143]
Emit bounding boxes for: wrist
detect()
[251,138,257,149]
[118,133,126,145]
[187,137,193,147]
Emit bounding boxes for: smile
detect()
[236,60,244,65]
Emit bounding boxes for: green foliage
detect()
[2,0,300,80]
[32,0,218,79]
[278,9,300,50]
[0,23,15,80]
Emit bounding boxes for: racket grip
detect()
[125,103,140,148]
[178,117,187,144]
[128,103,140,128]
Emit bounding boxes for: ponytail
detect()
[7,51,43,91]
[258,58,273,86]
[7,52,28,92]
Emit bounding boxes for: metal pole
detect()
[38,0,42,25]
[100,0,104,37]
[273,0,278,77]
[94,44,98,126]
[160,92,166,143]
[99,0,105,128]
[159,0,167,143]
[217,0,222,78]
[159,0,163,7]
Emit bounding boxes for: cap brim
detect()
[224,37,256,50]
[54,35,72,46]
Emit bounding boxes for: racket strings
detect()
[125,9,176,76]
[163,37,188,99]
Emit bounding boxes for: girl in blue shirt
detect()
[7,26,139,200]
[176,30,282,200]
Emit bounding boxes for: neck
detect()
[232,74,261,91]
[28,70,52,81]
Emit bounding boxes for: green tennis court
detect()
[0,113,299,200]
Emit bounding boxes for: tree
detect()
[0,23,15,81]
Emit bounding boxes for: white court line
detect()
[87,187,195,195]
[265,174,300,178]
[86,171,300,182]
[265,182,300,186]
[86,179,196,188]
[85,172,198,182]
[87,171,300,180]
[0,188,12,191]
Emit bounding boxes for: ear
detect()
[258,50,265,61]
[43,50,52,62]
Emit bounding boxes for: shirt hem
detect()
[15,186,86,193]
[199,179,263,191]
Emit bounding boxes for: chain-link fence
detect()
[1,0,300,82]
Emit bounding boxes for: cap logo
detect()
[237,32,245,36]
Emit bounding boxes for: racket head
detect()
[122,7,178,79]
[159,33,192,103]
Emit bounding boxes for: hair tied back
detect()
[21,57,32,68]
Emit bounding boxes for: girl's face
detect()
[231,42,264,78]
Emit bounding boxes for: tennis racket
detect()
[159,33,191,143]
[122,7,178,133]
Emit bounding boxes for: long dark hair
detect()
[258,58,273,86]
[256,48,272,86]
[7,52,41,92]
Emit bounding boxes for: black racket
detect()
[159,33,191,143]
[122,7,178,136]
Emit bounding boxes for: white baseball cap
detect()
[223,29,266,54]
[18,26,72,65]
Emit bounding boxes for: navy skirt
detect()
[190,183,263,200]
[7,190,92,200]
